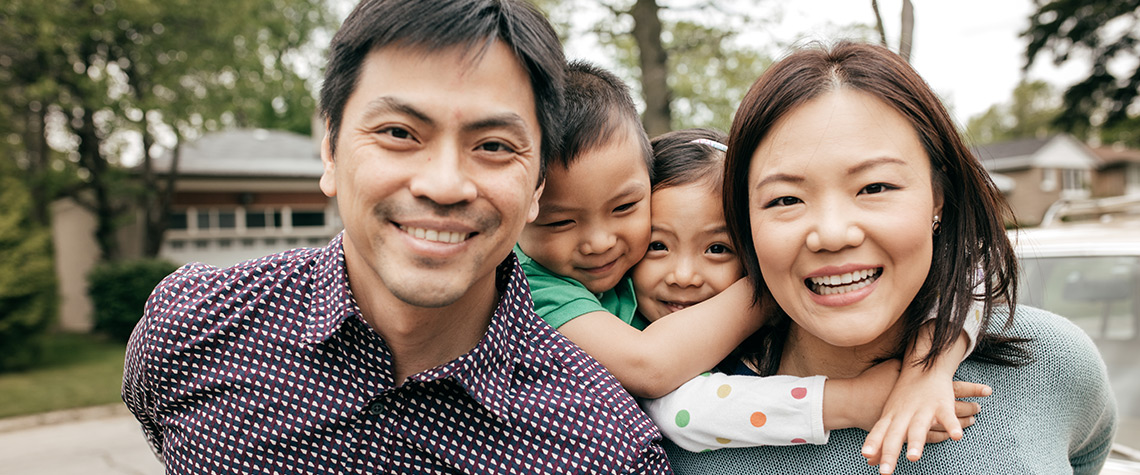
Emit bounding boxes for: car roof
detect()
[1010,221,1140,257]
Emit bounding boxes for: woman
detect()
[665,42,1117,474]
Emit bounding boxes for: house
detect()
[51,128,339,331]
[973,134,1097,226]
[1091,144,1140,198]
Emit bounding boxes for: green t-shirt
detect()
[514,244,647,330]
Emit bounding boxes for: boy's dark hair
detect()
[319,0,565,178]
[559,60,652,178]
[649,128,727,192]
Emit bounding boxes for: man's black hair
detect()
[319,0,565,177]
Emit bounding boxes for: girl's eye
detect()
[707,243,732,254]
[765,196,802,208]
[860,183,896,195]
[648,241,667,252]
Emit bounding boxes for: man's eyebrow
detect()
[361,96,433,125]
[464,113,533,143]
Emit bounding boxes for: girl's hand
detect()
[859,368,991,475]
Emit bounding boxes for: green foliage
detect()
[87,258,179,342]
[1024,0,1140,146]
[0,332,127,418]
[665,20,771,132]
[965,80,1063,144]
[0,173,58,371]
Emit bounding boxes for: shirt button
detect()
[366,400,384,415]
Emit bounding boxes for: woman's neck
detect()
[778,319,905,379]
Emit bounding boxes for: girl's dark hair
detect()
[649,128,727,191]
[319,0,565,180]
[721,41,1029,374]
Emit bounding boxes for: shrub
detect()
[88,258,180,342]
[0,176,58,371]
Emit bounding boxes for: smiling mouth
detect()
[661,300,703,313]
[398,225,474,244]
[806,268,882,296]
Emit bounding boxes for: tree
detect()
[0,0,334,259]
[537,0,775,135]
[965,80,1063,144]
[871,0,915,61]
[0,167,57,370]
[1024,0,1140,146]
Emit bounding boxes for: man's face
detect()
[320,42,543,311]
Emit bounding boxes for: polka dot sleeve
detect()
[640,372,827,452]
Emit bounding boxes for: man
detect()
[122,1,671,472]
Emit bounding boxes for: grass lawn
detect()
[0,332,127,419]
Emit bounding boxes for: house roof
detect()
[972,134,1098,172]
[1093,145,1140,166]
[152,129,322,178]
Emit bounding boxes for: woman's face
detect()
[747,89,942,349]
[632,182,744,322]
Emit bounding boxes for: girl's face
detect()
[632,181,744,322]
[747,89,942,351]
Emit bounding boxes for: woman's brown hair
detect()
[722,42,1027,372]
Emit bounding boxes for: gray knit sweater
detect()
[665,306,1118,474]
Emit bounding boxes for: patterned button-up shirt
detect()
[123,234,671,474]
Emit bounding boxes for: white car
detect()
[1010,195,1140,472]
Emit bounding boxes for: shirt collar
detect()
[303,233,358,344]
[406,252,531,421]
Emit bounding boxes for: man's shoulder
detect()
[150,247,324,309]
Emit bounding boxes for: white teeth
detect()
[399,225,471,244]
[808,269,881,295]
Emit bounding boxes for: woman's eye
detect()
[860,183,896,195]
[707,243,732,254]
[648,241,667,252]
[765,196,801,208]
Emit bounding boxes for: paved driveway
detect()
[0,405,162,475]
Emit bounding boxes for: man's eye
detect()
[379,127,411,139]
[648,241,667,252]
[479,142,515,153]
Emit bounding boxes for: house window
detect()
[246,209,268,228]
[291,210,326,227]
[218,210,236,229]
[1061,168,1090,198]
[168,211,188,230]
[196,209,212,230]
[1040,168,1058,192]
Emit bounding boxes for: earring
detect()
[932,215,942,236]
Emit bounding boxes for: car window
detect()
[1019,255,1138,340]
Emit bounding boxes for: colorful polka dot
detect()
[675,410,691,427]
[717,384,732,398]
[791,387,808,399]
[716,437,732,444]
[791,438,807,444]
[750,411,767,428]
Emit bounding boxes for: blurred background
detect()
[1,0,1138,472]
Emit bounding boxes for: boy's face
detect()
[632,182,744,322]
[519,128,651,294]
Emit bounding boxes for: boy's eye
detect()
[543,219,573,228]
[859,183,896,195]
[765,196,801,208]
[707,243,732,255]
[614,201,638,213]
[648,241,667,252]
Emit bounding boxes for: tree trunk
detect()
[24,103,50,227]
[631,0,672,137]
[871,0,888,48]
[74,106,119,260]
[142,133,180,258]
[899,0,914,62]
